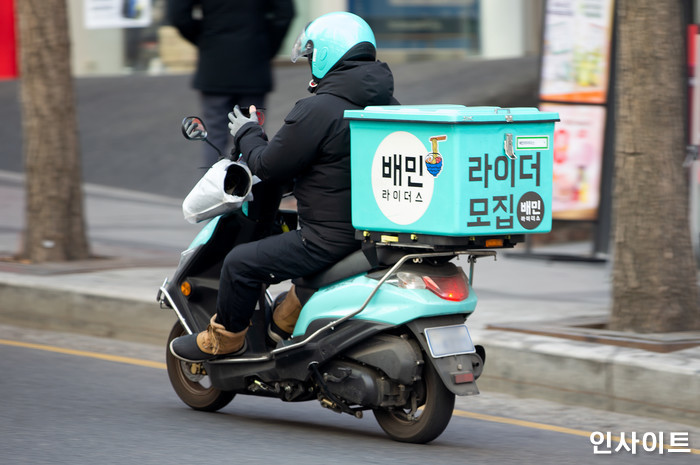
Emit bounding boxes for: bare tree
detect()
[610,0,700,332]
[15,0,90,262]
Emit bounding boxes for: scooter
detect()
[157,116,510,444]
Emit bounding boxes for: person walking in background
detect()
[167,0,295,166]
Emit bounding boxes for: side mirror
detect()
[181,116,224,160]
[181,116,208,141]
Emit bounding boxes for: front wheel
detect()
[373,358,455,444]
[165,321,234,412]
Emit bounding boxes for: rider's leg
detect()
[170,229,345,361]
[268,284,302,343]
[215,229,338,332]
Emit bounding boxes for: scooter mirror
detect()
[181,115,224,160]
[181,116,208,141]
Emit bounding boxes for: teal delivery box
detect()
[344,105,559,246]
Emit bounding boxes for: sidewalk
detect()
[0,170,698,427]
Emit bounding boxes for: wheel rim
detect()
[373,358,455,443]
[174,359,214,393]
[383,383,426,423]
[166,321,234,411]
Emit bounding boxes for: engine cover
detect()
[342,333,423,385]
[321,333,424,408]
[322,360,389,408]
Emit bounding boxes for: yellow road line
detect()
[0,338,167,370]
[453,410,592,437]
[3,337,698,455]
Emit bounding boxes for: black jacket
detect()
[167,0,294,94]
[235,60,400,253]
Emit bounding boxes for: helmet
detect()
[291,12,376,81]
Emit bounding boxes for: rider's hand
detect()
[228,105,259,139]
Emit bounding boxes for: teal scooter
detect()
[158,116,509,444]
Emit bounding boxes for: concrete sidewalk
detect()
[0,170,698,428]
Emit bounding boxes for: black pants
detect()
[215,228,356,332]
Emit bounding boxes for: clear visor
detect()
[291,29,313,63]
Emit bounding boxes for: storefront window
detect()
[349,0,480,52]
[123,0,165,72]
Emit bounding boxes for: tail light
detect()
[396,269,469,301]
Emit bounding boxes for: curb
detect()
[472,328,700,427]
[0,282,173,346]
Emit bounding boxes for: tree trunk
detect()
[610,0,700,332]
[15,0,90,262]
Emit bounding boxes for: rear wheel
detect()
[373,358,455,443]
[165,321,234,411]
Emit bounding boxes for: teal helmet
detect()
[291,12,376,81]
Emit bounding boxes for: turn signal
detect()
[397,272,426,289]
[180,281,192,297]
[485,238,504,248]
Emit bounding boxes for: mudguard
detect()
[406,315,484,396]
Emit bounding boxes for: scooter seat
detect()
[293,247,405,291]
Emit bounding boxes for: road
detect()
[1,325,697,464]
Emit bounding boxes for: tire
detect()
[165,321,235,412]
[373,357,455,444]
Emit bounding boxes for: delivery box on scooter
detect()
[344,105,559,247]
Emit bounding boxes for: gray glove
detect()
[184,120,204,139]
[228,105,259,139]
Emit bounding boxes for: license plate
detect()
[424,324,476,358]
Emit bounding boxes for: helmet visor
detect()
[291,29,313,63]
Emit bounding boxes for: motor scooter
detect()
[157,115,514,444]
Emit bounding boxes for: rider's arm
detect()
[235,98,330,181]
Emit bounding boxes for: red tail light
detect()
[396,269,469,301]
[422,273,469,301]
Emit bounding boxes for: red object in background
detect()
[689,24,698,144]
[0,0,18,79]
[689,24,697,68]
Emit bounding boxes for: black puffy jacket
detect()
[235,60,400,253]
[167,0,294,94]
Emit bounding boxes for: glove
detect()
[184,120,204,139]
[228,105,259,139]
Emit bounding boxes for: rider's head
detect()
[291,12,376,83]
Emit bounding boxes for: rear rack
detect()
[356,230,524,250]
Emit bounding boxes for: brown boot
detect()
[267,285,302,343]
[170,314,248,362]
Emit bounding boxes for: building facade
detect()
[0,0,545,78]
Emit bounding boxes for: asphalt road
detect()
[1,325,697,464]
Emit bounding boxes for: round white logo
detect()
[371,131,434,225]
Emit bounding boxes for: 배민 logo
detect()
[517,191,545,230]
[371,131,434,225]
